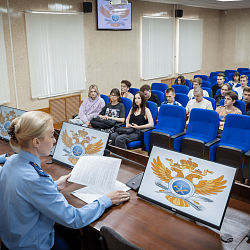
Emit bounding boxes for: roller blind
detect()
[178,19,203,74]
[0,13,10,104]
[142,17,173,80]
[25,13,86,99]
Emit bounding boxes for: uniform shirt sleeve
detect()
[0,154,7,164]
[29,176,112,229]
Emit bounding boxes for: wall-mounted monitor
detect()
[97,0,132,30]
[0,106,26,141]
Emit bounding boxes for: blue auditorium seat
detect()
[143,105,186,153]
[204,97,215,110]
[128,88,140,95]
[175,93,189,107]
[172,85,189,95]
[206,114,250,183]
[172,108,219,158]
[194,74,209,82]
[100,94,109,104]
[151,90,164,104]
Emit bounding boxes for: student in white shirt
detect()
[188,77,209,100]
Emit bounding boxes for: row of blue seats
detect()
[142,105,250,185]
[100,94,250,184]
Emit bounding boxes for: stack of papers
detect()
[68,156,130,203]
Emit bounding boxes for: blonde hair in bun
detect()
[9,111,53,152]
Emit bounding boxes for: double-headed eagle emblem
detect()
[100,5,130,27]
[61,129,103,165]
[152,157,227,211]
[0,110,19,137]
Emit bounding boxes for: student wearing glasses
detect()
[98,88,126,134]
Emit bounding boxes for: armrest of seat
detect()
[169,132,186,152]
[243,150,250,185]
[216,145,244,183]
[140,127,156,151]
[204,138,220,160]
[150,131,171,152]
[181,137,205,159]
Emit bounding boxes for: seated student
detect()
[215,91,242,138]
[176,76,186,86]
[214,83,231,108]
[188,77,209,100]
[162,87,182,106]
[121,80,134,101]
[111,91,154,149]
[228,72,240,90]
[69,84,105,126]
[140,84,161,107]
[242,86,250,115]
[235,75,248,100]
[0,111,129,250]
[211,73,225,97]
[186,87,213,124]
[99,88,125,133]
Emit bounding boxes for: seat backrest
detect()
[210,72,222,81]
[186,109,219,143]
[201,80,210,88]
[121,97,132,117]
[156,105,186,135]
[242,70,250,76]
[171,85,189,94]
[227,72,234,81]
[194,74,209,82]
[203,97,215,110]
[201,87,212,97]
[151,90,164,104]
[221,114,250,152]
[147,101,158,125]
[210,76,218,85]
[100,94,110,104]
[174,79,191,89]
[237,67,249,74]
[175,93,189,107]
[185,79,191,89]
[151,82,168,94]
[224,70,236,78]
[128,88,140,96]
[100,226,143,250]
[219,99,245,114]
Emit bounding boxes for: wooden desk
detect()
[1,141,250,250]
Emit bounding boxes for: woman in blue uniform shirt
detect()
[0,111,129,250]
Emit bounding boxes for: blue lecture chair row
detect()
[144,105,250,185]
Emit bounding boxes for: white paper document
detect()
[68,156,121,193]
[71,180,131,204]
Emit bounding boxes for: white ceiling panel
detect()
[139,0,250,10]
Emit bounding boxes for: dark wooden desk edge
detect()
[108,145,250,204]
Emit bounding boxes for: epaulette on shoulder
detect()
[29,161,49,177]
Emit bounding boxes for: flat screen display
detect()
[97,0,132,30]
[0,105,26,141]
[137,146,237,230]
[52,122,109,169]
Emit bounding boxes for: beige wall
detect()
[0,0,249,111]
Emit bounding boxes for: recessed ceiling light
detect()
[216,0,243,2]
